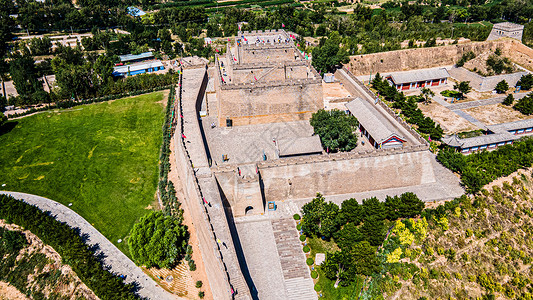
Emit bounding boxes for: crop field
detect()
[0,91,166,255]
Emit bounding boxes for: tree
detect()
[517,74,533,90]
[503,94,514,106]
[301,193,340,239]
[310,109,358,152]
[360,215,385,246]
[514,94,533,115]
[494,80,509,94]
[338,198,363,225]
[361,197,386,222]
[311,31,348,73]
[9,53,48,105]
[334,222,362,251]
[350,241,380,276]
[128,211,189,269]
[420,87,435,105]
[454,81,471,99]
[398,192,424,218]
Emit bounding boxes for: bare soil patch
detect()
[464,103,531,125]
[418,102,478,133]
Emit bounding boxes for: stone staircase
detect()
[271,218,318,300]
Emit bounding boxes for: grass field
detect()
[0,91,166,255]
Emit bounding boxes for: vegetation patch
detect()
[0,92,166,255]
[0,194,138,299]
[437,137,533,193]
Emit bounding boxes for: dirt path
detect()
[0,282,28,300]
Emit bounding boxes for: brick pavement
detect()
[271,218,317,300]
[0,191,180,300]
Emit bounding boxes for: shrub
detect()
[293,214,301,220]
[503,94,514,106]
[296,224,302,231]
[514,94,533,115]
[314,283,321,292]
[495,80,509,94]
[303,245,310,253]
[306,257,314,265]
[311,270,318,279]
[189,260,197,271]
[299,235,306,242]
[198,291,205,299]
[195,281,203,288]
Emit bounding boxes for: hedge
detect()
[303,245,310,253]
[0,194,138,299]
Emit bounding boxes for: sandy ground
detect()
[0,282,28,300]
[323,81,353,111]
[464,103,532,125]
[418,101,478,134]
[144,137,212,300]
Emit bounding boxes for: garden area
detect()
[0,91,167,255]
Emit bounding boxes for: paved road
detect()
[0,191,181,300]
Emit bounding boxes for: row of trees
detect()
[0,194,139,299]
[5,47,176,106]
[437,137,533,193]
[301,192,424,285]
[372,73,444,140]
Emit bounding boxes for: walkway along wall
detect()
[173,69,251,300]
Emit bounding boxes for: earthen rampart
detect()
[346,39,533,75]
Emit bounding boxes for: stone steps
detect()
[285,277,317,300]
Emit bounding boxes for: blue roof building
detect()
[127,7,146,17]
[113,61,164,77]
[118,52,154,63]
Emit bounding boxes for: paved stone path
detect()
[271,218,317,300]
[451,109,487,129]
[0,191,180,300]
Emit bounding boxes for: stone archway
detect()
[245,206,254,215]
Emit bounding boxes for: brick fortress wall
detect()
[346,39,533,76]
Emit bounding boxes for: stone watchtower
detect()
[487,22,524,42]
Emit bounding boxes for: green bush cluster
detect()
[306,257,314,265]
[372,73,443,140]
[303,245,310,253]
[0,194,139,299]
[437,138,533,193]
[293,214,301,220]
[158,87,185,218]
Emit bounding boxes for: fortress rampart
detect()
[346,39,533,75]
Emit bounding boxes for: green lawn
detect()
[0,91,166,255]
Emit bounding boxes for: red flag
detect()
[182,134,187,139]
[234,57,237,61]
[282,23,285,28]
[215,49,219,52]
[254,76,257,81]
[180,114,183,118]
[203,197,208,204]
